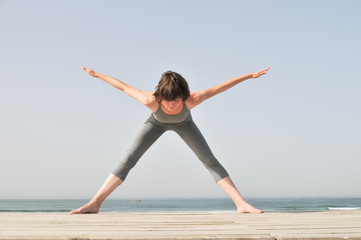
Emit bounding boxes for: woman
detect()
[70,66,270,214]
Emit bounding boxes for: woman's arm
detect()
[80,66,156,109]
[186,67,270,109]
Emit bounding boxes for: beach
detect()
[2,198,360,212]
[1,210,361,239]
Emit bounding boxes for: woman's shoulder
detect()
[144,93,158,112]
[185,91,204,110]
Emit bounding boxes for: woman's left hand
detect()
[251,67,271,78]
[80,65,99,78]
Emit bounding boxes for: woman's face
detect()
[161,98,183,113]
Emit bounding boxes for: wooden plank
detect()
[1,211,361,239]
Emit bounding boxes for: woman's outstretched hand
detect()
[251,67,271,78]
[80,66,99,78]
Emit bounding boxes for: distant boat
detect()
[134,200,142,203]
[328,207,360,211]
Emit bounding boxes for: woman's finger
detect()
[80,66,93,72]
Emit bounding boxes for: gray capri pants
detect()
[112,112,229,183]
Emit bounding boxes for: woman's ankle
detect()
[89,199,102,208]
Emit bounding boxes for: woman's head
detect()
[154,71,190,103]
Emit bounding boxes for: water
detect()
[0,198,360,213]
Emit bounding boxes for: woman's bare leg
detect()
[217,176,263,213]
[70,173,123,214]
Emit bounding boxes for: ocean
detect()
[1,198,360,213]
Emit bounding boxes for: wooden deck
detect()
[1,211,361,239]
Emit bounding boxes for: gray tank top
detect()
[152,103,190,124]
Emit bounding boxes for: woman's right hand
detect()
[250,67,271,78]
[80,66,99,78]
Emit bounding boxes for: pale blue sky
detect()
[1,0,360,199]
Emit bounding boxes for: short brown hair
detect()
[153,71,190,103]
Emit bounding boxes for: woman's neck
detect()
[160,102,183,115]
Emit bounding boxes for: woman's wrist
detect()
[247,73,255,79]
[93,72,101,78]
[238,73,252,82]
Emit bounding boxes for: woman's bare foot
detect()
[237,203,264,213]
[70,201,100,214]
